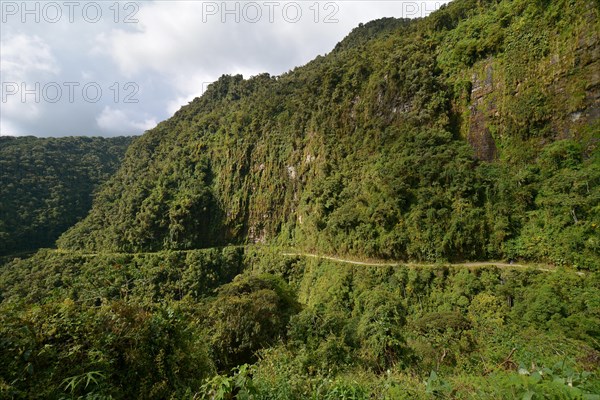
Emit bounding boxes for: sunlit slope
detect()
[58,0,599,269]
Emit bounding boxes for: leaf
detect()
[583,395,600,400]
[530,371,542,383]
[522,390,535,400]
[552,377,565,385]
[84,371,104,388]
[62,376,79,393]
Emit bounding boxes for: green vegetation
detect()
[0,136,133,256]
[56,0,599,270]
[1,248,598,398]
[1,0,599,397]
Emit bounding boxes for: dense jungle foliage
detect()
[55,0,600,270]
[0,136,133,256]
[1,0,599,398]
[1,248,599,398]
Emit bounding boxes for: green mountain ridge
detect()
[57,0,599,269]
[2,1,600,397]
[0,136,134,256]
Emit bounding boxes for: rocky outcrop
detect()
[468,62,499,162]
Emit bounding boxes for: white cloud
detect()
[0,33,60,81]
[1,1,450,137]
[96,106,157,135]
[0,33,60,131]
[95,1,448,117]
[0,117,23,136]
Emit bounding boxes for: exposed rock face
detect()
[468,62,498,162]
[574,32,600,128]
[465,26,599,162]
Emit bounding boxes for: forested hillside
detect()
[58,0,599,270]
[0,136,133,256]
[1,0,600,398]
[1,248,599,398]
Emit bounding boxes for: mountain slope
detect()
[1,246,598,398]
[58,0,599,269]
[0,136,133,256]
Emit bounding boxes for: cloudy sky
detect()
[0,1,448,137]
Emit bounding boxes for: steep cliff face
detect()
[454,0,599,161]
[468,62,499,161]
[58,0,599,268]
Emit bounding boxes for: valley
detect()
[1,0,598,398]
